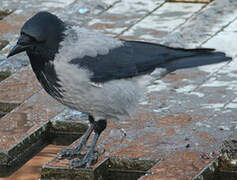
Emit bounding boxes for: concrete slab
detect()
[87,0,165,36]
[203,31,237,57]
[163,0,237,47]
[169,0,211,2]
[123,2,204,42]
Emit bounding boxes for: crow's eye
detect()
[20,32,39,43]
[31,46,36,51]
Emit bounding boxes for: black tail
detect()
[125,41,231,74]
[162,49,231,71]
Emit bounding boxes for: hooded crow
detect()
[8,11,231,168]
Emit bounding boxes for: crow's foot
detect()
[60,118,107,168]
[59,124,94,159]
[70,150,99,168]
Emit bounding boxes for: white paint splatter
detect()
[225,103,237,109]
[147,80,170,92]
[189,91,205,97]
[201,103,224,110]
[42,0,75,8]
[198,62,227,74]
[175,84,196,93]
[139,101,150,105]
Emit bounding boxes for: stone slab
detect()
[87,0,165,36]
[168,0,211,3]
[123,2,204,42]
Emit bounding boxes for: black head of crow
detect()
[8,11,231,168]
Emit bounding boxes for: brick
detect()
[0,67,41,104]
[0,90,64,166]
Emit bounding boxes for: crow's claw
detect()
[70,151,98,168]
[58,148,81,159]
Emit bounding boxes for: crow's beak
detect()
[7,44,31,58]
[7,34,32,58]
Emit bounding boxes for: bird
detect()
[7,11,231,168]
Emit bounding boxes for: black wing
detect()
[69,40,231,83]
[69,42,139,82]
[68,41,175,82]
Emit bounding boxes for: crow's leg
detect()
[70,119,107,168]
[58,115,94,159]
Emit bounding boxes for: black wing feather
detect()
[69,43,138,82]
